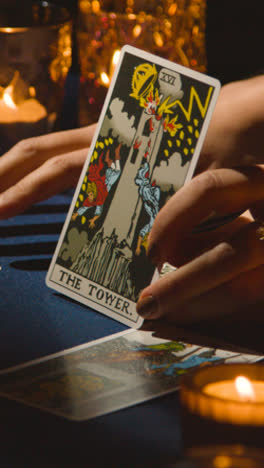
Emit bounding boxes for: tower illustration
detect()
[102,64,183,248]
[70,63,184,300]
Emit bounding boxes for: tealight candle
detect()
[0,95,47,124]
[0,1,72,153]
[179,364,264,450]
[0,80,48,153]
[182,445,264,468]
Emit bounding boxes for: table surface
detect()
[2,191,264,468]
[0,191,186,468]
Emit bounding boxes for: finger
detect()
[137,221,264,321]
[0,124,96,192]
[162,213,252,267]
[148,165,264,266]
[0,149,87,219]
[164,263,264,325]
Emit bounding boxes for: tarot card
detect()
[46,45,221,327]
[0,329,262,421]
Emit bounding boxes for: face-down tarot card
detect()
[46,45,220,327]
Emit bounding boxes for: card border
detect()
[46,45,221,327]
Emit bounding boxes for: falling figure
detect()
[134,157,160,256]
[72,143,122,228]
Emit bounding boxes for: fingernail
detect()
[136,295,158,319]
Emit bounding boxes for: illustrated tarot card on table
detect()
[46,45,221,327]
[0,329,262,421]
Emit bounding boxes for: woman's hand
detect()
[136,75,264,325]
[1,75,264,220]
[136,165,264,324]
[0,124,96,219]
[197,75,264,172]
[2,75,264,325]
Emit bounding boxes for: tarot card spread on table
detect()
[46,46,220,327]
[0,329,262,421]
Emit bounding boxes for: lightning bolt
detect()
[174,86,214,122]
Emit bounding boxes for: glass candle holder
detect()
[179,364,264,451]
[0,1,72,154]
[179,445,264,468]
[77,0,207,125]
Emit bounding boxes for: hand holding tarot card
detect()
[46,46,220,327]
[3,52,264,425]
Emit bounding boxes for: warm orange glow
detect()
[109,50,121,80]
[79,0,90,13]
[100,72,110,87]
[133,24,142,38]
[235,376,255,401]
[168,3,178,16]
[3,86,17,109]
[213,456,232,468]
[29,86,36,98]
[192,25,199,36]
[77,0,207,126]
[112,50,121,67]
[153,31,164,48]
[92,0,100,13]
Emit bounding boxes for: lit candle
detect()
[110,49,121,79]
[204,375,263,403]
[0,93,47,124]
[179,364,264,450]
[79,48,121,126]
[185,445,264,468]
[100,72,110,88]
[0,76,48,153]
[99,49,121,88]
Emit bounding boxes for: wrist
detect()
[237,76,264,163]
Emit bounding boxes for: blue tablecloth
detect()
[0,191,182,467]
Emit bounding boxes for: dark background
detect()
[206,1,263,85]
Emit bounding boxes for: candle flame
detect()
[92,0,100,14]
[213,455,232,468]
[235,376,255,401]
[100,72,110,87]
[3,86,17,109]
[29,87,36,98]
[112,50,121,67]
[133,24,142,38]
[168,3,178,16]
[153,31,164,48]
